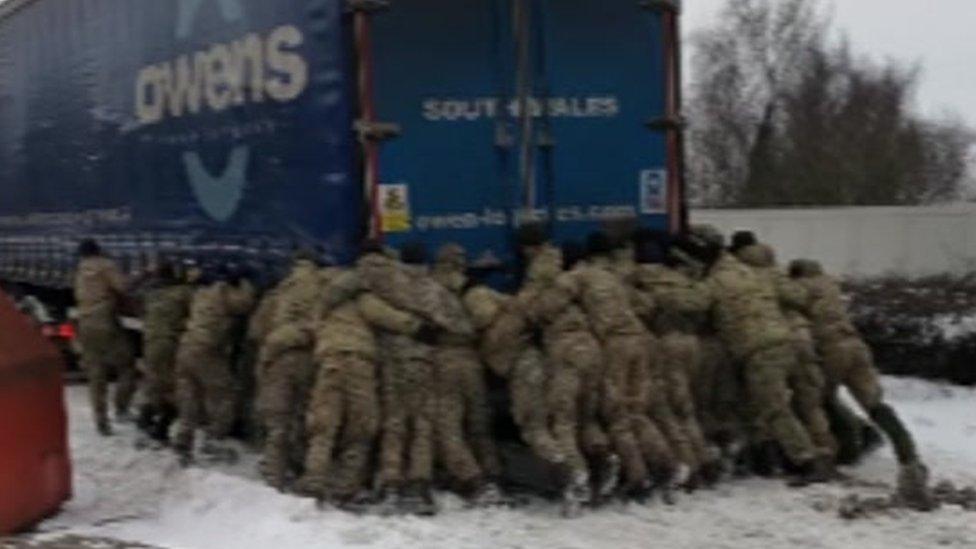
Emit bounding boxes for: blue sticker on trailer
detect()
[370,0,670,261]
[0,0,360,266]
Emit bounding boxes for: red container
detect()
[0,292,72,534]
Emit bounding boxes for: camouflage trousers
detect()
[602,334,674,488]
[143,334,179,412]
[655,332,712,470]
[820,337,883,410]
[542,332,601,481]
[820,336,919,465]
[376,341,436,490]
[788,329,836,459]
[695,335,746,448]
[433,344,501,489]
[173,342,238,454]
[562,333,612,463]
[77,315,135,428]
[300,351,380,499]
[508,347,566,470]
[743,343,818,466]
[256,347,316,487]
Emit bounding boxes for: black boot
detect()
[788,456,832,487]
[400,481,437,516]
[136,405,156,434]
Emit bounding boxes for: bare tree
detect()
[688,0,975,207]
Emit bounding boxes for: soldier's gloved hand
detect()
[416,323,441,345]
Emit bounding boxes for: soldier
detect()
[172,265,256,465]
[138,260,194,443]
[685,227,748,466]
[430,244,504,505]
[549,231,677,497]
[296,262,412,508]
[731,233,837,466]
[256,250,322,489]
[516,235,615,510]
[371,243,444,514]
[629,235,721,486]
[470,270,582,512]
[690,234,830,486]
[790,259,934,509]
[73,239,136,436]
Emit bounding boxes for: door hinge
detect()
[355,120,402,142]
[646,115,686,132]
[638,0,681,14]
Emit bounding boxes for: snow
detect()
[932,313,976,342]
[34,378,976,549]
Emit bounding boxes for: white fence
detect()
[692,205,976,279]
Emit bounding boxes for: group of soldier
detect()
[71,223,936,517]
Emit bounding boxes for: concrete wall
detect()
[693,205,976,279]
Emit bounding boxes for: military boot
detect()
[560,469,591,518]
[96,417,113,437]
[593,454,621,503]
[896,462,938,512]
[788,455,833,488]
[400,481,437,516]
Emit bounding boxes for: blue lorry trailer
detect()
[0,0,685,290]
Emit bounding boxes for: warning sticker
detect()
[639,169,667,214]
[379,184,412,233]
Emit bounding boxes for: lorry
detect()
[0,0,686,298]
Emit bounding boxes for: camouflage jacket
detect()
[143,284,193,342]
[74,256,127,321]
[707,252,793,361]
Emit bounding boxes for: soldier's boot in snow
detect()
[136,405,156,434]
[338,490,377,514]
[593,454,621,502]
[561,470,591,519]
[400,481,437,516]
[96,417,113,437]
[468,481,506,508]
[174,442,193,468]
[751,441,783,478]
[292,475,327,498]
[896,462,938,512]
[151,404,177,444]
[201,439,240,465]
[788,456,833,488]
[672,462,694,492]
[375,484,401,516]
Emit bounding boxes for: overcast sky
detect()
[683,0,976,125]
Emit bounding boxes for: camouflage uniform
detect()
[431,245,502,494]
[142,282,194,426]
[173,279,256,457]
[556,258,675,490]
[735,245,835,459]
[74,256,135,433]
[298,286,408,501]
[795,262,919,466]
[517,245,602,494]
[472,287,564,470]
[631,263,713,474]
[707,252,819,469]
[256,260,321,488]
[354,253,466,499]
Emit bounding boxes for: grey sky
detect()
[683,0,976,125]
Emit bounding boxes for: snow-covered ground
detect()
[32,378,976,549]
